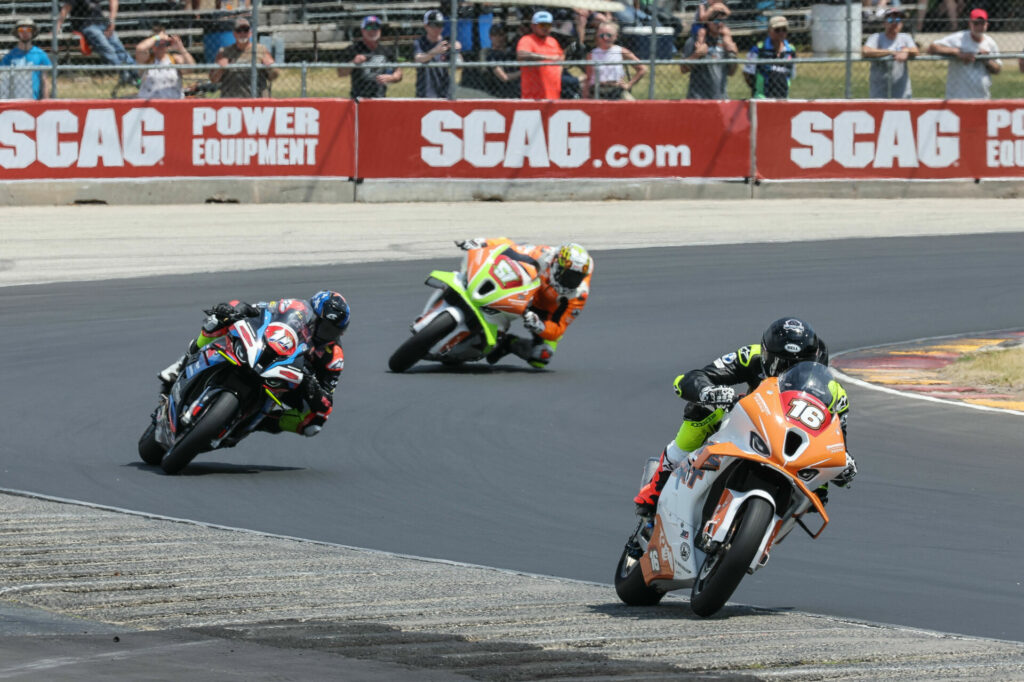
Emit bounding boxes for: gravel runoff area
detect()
[1,492,1022,681]
[3,200,1024,679]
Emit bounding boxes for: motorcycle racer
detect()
[158,291,350,437]
[454,238,593,369]
[634,317,856,514]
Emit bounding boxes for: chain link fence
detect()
[1,0,1022,100]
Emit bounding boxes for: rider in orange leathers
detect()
[455,238,593,368]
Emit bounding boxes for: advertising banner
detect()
[0,99,356,180]
[756,100,1024,180]
[357,100,750,179]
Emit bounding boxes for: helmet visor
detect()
[313,317,346,344]
[555,267,585,290]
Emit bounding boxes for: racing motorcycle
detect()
[614,362,854,617]
[138,306,311,474]
[388,243,540,372]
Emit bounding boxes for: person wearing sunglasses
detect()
[680,7,738,100]
[210,16,278,97]
[862,7,918,98]
[927,7,1002,99]
[584,22,647,99]
[0,18,51,100]
[742,15,796,99]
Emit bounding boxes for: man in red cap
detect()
[927,8,1002,99]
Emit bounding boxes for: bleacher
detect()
[0,0,452,62]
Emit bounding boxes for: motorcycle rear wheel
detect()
[138,422,165,466]
[689,497,774,618]
[388,312,458,373]
[614,545,665,606]
[160,391,239,475]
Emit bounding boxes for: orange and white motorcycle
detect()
[388,242,540,372]
[615,361,856,617]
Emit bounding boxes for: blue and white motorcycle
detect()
[139,306,311,474]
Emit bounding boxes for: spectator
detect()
[584,22,647,100]
[188,0,249,66]
[338,15,402,98]
[414,10,460,99]
[0,18,51,100]
[210,16,278,97]
[481,23,520,98]
[743,15,796,99]
[517,10,563,100]
[135,28,195,99]
[57,0,138,86]
[689,0,732,44]
[862,7,919,98]
[927,8,1001,99]
[680,7,737,100]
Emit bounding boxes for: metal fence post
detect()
[301,61,308,96]
[51,0,60,98]
[844,0,852,98]
[449,0,459,100]
[251,0,261,98]
[647,10,657,99]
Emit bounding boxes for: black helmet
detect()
[760,317,827,377]
[309,290,350,345]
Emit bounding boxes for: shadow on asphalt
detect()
[587,602,787,621]
[125,462,306,476]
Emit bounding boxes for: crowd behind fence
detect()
[1,0,1023,101]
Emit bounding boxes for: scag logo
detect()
[420,109,690,170]
[0,108,164,169]
[422,109,590,168]
[790,110,959,169]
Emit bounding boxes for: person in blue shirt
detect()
[743,15,797,98]
[1,18,51,100]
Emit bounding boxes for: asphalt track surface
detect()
[2,224,1023,649]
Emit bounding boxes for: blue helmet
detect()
[309,290,350,345]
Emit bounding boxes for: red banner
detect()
[0,98,355,180]
[756,100,1024,180]
[357,99,750,179]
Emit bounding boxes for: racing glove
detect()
[673,374,686,399]
[522,310,545,335]
[698,385,736,408]
[302,373,330,411]
[455,238,486,251]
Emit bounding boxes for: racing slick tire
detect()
[138,422,165,466]
[160,392,239,475]
[614,544,665,606]
[388,312,458,373]
[689,497,774,618]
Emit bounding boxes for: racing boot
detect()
[486,333,515,365]
[633,449,673,517]
[158,339,199,391]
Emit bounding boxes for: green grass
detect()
[52,57,1024,100]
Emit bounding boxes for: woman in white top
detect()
[585,22,647,100]
[135,30,196,99]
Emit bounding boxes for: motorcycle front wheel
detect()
[388,311,458,373]
[689,497,774,618]
[614,544,665,606]
[160,391,239,475]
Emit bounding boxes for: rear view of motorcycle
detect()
[388,242,540,372]
[615,362,856,617]
[139,308,310,474]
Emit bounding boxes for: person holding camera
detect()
[414,10,461,98]
[135,28,196,99]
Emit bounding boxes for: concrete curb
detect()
[4,177,1024,205]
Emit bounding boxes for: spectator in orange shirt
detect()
[517,10,563,99]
